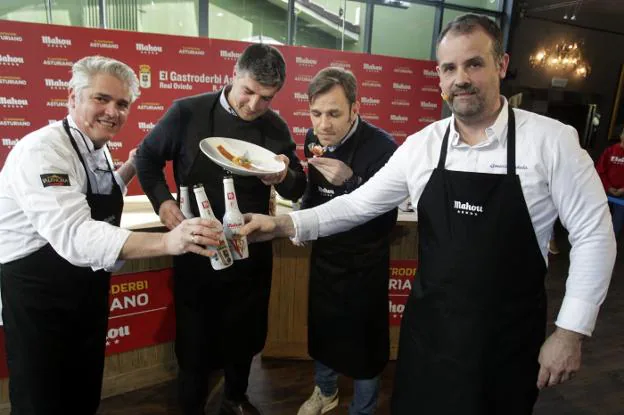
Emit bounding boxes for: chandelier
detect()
[529,40,590,78]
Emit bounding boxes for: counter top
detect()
[120,195,417,230]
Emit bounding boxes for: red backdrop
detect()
[0,19,442,195]
[0,20,435,376]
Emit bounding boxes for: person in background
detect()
[596,125,624,237]
[0,55,220,415]
[135,44,306,415]
[296,67,397,415]
[238,14,616,415]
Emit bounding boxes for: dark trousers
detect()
[178,355,254,414]
[0,253,110,415]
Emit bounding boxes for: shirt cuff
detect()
[113,171,128,196]
[289,209,319,242]
[93,228,132,271]
[555,296,600,337]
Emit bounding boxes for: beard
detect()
[450,87,486,120]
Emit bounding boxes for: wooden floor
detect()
[99,234,624,414]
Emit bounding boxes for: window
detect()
[444,0,502,12]
[294,0,367,52]
[371,2,436,59]
[209,0,288,44]
[441,8,499,30]
[0,0,48,24]
[47,0,99,28]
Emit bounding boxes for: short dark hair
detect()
[437,14,504,62]
[235,43,286,89]
[307,67,357,106]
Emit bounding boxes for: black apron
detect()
[0,118,123,414]
[391,108,547,415]
[307,136,390,379]
[172,97,273,372]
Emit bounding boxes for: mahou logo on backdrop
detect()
[90,39,119,49]
[138,122,156,132]
[393,82,411,91]
[0,54,24,67]
[44,79,69,90]
[108,141,123,150]
[296,56,318,67]
[423,69,438,78]
[0,32,23,42]
[361,97,380,106]
[363,63,383,72]
[294,92,308,102]
[292,127,307,136]
[41,36,71,48]
[421,101,438,110]
[419,117,437,124]
[136,43,163,55]
[390,114,408,123]
[1,138,19,147]
[220,50,242,60]
[0,76,27,86]
[0,97,28,108]
[43,57,73,67]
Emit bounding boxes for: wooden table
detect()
[263,215,418,360]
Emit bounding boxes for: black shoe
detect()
[219,397,262,415]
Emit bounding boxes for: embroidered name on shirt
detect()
[454,200,483,216]
[489,163,528,170]
[610,155,624,165]
[40,173,70,187]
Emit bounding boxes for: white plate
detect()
[199,137,286,177]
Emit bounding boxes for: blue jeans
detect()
[314,360,380,415]
[611,201,624,238]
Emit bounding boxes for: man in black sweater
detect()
[297,67,398,415]
[136,44,306,415]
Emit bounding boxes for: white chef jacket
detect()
[0,115,131,271]
[292,98,616,336]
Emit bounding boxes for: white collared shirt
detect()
[219,86,238,117]
[0,116,131,270]
[291,98,616,336]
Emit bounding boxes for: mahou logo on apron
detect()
[453,200,484,216]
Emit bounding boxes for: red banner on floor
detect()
[0,268,175,378]
[105,268,176,355]
[389,259,418,326]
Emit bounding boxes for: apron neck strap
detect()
[437,106,517,175]
[62,118,93,195]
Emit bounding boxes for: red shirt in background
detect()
[596,143,624,191]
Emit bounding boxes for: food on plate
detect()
[307,142,326,157]
[217,144,252,169]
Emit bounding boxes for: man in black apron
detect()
[135,44,306,415]
[0,56,220,415]
[297,68,397,415]
[239,14,616,415]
